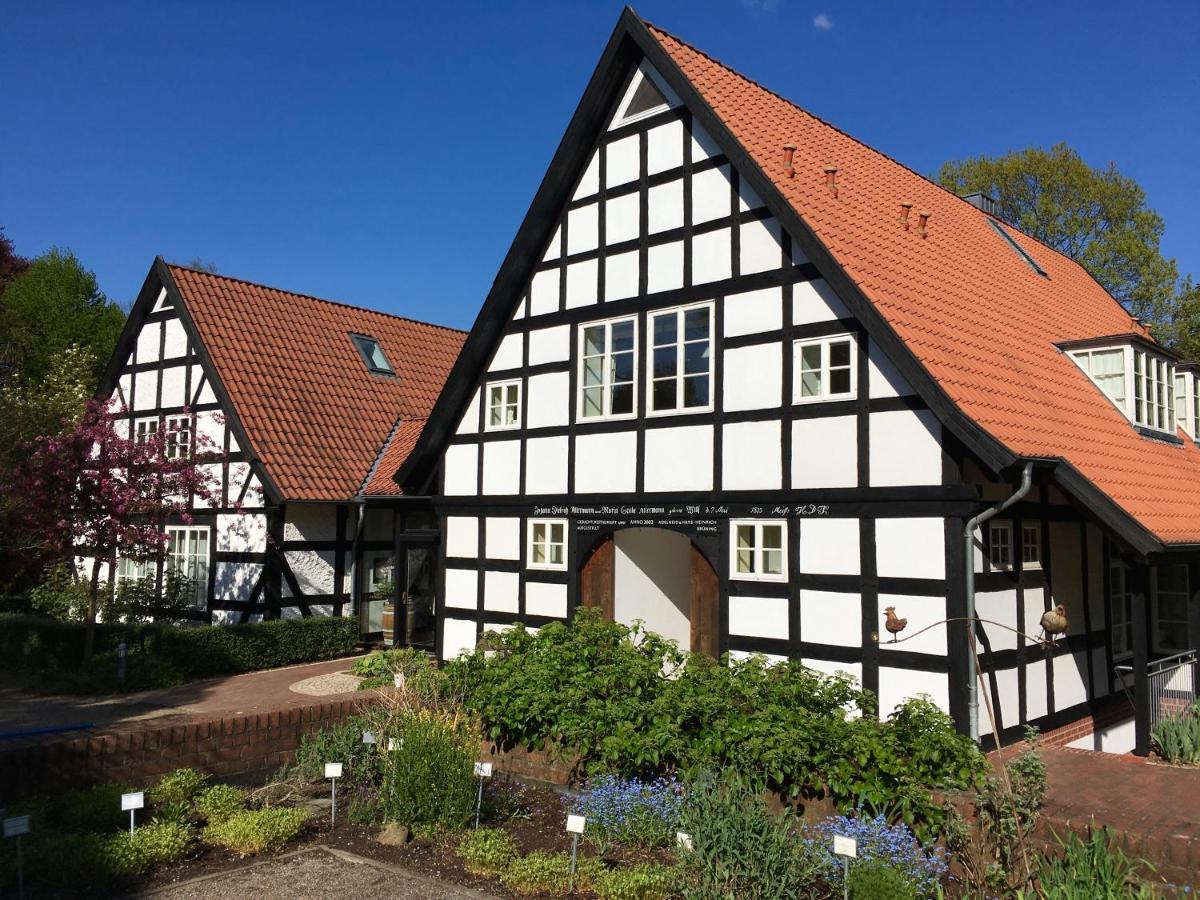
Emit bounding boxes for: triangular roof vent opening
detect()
[612,63,676,128]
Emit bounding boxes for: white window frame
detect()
[1110,562,1132,660]
[134,416,160,445]
[485,380,522,431]
[1133,348,1174,433]
[115,554,153,587]
[165,524,210,609]
[612,64,672,127]
[527,519,568,571]
[729,520,788,582]
[1151,564,1190,656]
[792,333,857,404]
[1020,521,1041,571]
[577,315,638,421]
[164,414,192,459]
[647,301,714,416]
[1071,347,1128,412]
[988,521,1012,571]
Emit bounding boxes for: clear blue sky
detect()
[4,1,1197,330]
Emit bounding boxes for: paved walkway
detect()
[0,655,367,739]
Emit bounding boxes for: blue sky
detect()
[3,1,1197,330]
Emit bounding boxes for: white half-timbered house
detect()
[395,10,1200,752]
[94,259,463,645]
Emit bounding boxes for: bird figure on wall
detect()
[1039,605,1068,646]
[883,607,908,643]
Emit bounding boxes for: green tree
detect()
[937,144,1182,326]
[0,226,29,295]
[1163,277,1200,363]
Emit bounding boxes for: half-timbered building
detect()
[395,10,1200,752]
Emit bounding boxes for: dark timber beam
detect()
[1129,562,1151,756]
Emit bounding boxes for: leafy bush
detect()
[571,775,682,853]
[807,813,945,897]
[28,562,89,621]
[0,830,109,889]
[203,807,310,855]
[56,783,134,833]
[379,710,478,829]
[593,863,678,900]
[104,821,193,878]
[151,800,192,827]
[845,859,917,900]
[501,851,603,896]
[149,767,208,806]
[1032,827,1154,899]
[456,827,519,877]
[353,647,439,693]
[675,773,826,900]
[1151,703,1200,764]
[289,714,379,788]
[195,784,245,824]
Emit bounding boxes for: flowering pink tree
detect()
[5,399,224,662]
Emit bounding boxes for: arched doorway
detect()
[579,527,719,656]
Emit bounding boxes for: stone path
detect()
[134,846,497,899]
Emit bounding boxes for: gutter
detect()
[964,460,1033,742]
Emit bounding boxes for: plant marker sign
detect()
[393,672,405,689]
[473,761,493,828]
[676,831,694,851]
[833,833,857,900]
[4,814,31,899]
[388,737,402,751]
[362,731,377,745]
[121,791,144,836]
[325,762,343,827]
[566,814,586,891]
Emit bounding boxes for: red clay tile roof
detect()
[649,24,1200,545]
[361,418,426,497]
[168,265,464,501]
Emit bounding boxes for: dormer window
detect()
[1175,365,1200,442]
[1064,336,1178,437]
[350,334,394,376]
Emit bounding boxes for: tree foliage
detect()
[936,144,1184,327]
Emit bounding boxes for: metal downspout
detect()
[964,461,1034,742]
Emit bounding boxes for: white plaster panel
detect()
[482,440,521,495]
[648,180,684,234]
[692,165,731,225]
[489,333,523,372]
[444,568,478,610]
[791,416,857,488]
[729,650,788,665]
[214,562,261,604]
[723,343,782,411]
[878,668,950,718]
[136,321,162,364]
[738,179,764,211]
[530,268,560,317]
[285,549,335,595]
[1025,658,1048,720]
[646,119,684,174]
[442,617,477,659]
[691,122,720,160]
[527,372,570,430]
[159,365,187,409]
[195,409,224,450]
[573,151,600,200]
[606,135,640,188]
[456,389,480,435]
[605,250,640,302]
[525,436,569,494]
[647,241,684,293]
[870,410,942,487]
[721,421,781,490]
[192,464,223,509]
[484,570,519,613]
[528,325,570,365]
[575,431,637,493]
[1068,716,1135,754]
[723,286,782,337]
[800,590,861,646]
[444,444,479,496]
[979,666,1020,735]
[644,425,713,492]
[793,278,850,324]
[525,581,568,618]
[800,518,860,575]
[1054,651,1091,712]
[976,588,1020,652]
[565,259,599,308]
[133,370,158,411]
[740,218,783,274]
[445,516,479,559]
[514,297,527,319]
[875,517,945,579]
[162,318,188,359]
[116,374,132,408]
[542,225,562,263]
[567,203,599,255]
[691,228,732,284]
[242,474,265,508]
[606,192,640,246]
[485,517,521,561]
[1050,521,1084,634]
[729,595,789,640]
[879,594,947,655]
[803,657,862,686]
[217,513,267,553]
[868,338,914,397]
[1024,587,1047,644]
[194,368,217,405]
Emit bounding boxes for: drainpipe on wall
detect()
[964,460,1034,742]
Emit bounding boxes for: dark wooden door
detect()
[690,545,720,657]
[579,537,614,621]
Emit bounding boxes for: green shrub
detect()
[593,863,678,900]
[56,783,134,833]
[150,767,209,806]
[0,830,108,889]
[456,827,518,877]
[846,859,917,900]
[1151,703,1200,764]
[379,711,478,829]
[353,647,440,693]
[1032,827,1154,899]
[203,807,310,855]
[290,715,379,787]
[348,797,382,825]
[195,784,245,824]
[104,821,193,878]
[28,563,89,621]
[501,851,603,896]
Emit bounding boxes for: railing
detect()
[1115,649,1198,733]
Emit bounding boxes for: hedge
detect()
[0,614,359,691]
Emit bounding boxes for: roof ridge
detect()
[165,261,468,336]
[357,413,411,496]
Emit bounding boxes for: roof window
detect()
[350,334,394,375]
[988,219,1048,278]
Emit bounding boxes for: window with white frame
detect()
[368,555,394,595]
[1110,562,1132,659]
[1073,348,1126,408]
[486,380,522,430]
[1021,521,1041,570]
[116,555,152,586]
[165,525,210,608]
[988,521,1012,570]
[579,316,636,420]
[135,417,159,444]
[528,520,567,570]
[1152,564,1190,655]
[1175,368,1200,441]
[730,521,787,581]
[613,65,671,127]
[1069,343,1178,435]
[792,334,856,403]
[649,303,713,414]
[1133,348,1174,432]
[165,414,192,459]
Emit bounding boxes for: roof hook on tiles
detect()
[899,201,914,230]
[823,165,839,197]
[917,210,931,239]
[782,144,796,178]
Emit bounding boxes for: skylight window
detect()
[350,334,394,375]
[988,219,1048,278]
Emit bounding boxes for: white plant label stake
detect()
[362,731,376,745]
[4,815,31,900]
[472,762,493,829]
[388,737,402,752]
[833,833,857,900]
[393,672,405,689]
[325,762,343,827]
[566,814,586,891]
[121,791,144,836]
[676,830,694,851]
